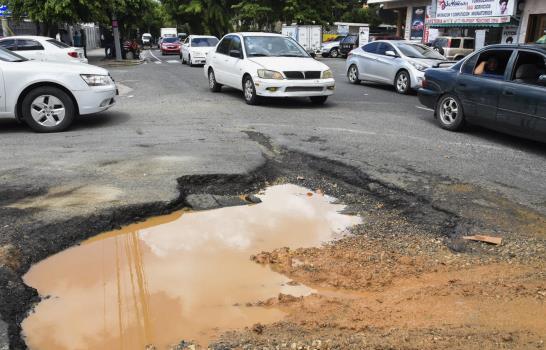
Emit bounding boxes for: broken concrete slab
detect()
[0,319,8,350]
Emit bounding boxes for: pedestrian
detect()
[80,29,87,58]
[73,30,81,48]
[55,31,61,42]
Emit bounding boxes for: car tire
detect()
[208,69,222,92]
[188,55,193,67]
[329,48,339,58]
[21,86,76,133]
[395,70,411,94]
[310,96,328,105]
[347,64,361,84]
[321,53,329,58]
[436,93,465,131]
[243,76,259,105]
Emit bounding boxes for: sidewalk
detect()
[86,48,143,68]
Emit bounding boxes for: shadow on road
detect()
[219,87,338,110]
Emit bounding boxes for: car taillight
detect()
[68,51,78,58]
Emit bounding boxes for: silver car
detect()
[345,40,447,94]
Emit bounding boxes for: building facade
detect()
[518,0,546,43]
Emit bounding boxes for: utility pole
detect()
[113,12,122,60]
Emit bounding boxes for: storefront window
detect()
[526,14,546,43]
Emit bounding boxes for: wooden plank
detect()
[462,235,502,245]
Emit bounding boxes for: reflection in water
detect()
[22,184,360,349]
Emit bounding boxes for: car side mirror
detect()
[229,49,242,59]
[385,50,397,57]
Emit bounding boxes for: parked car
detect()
[204,32,335,105]
[160,37,181,55]
[346,40,447,94]
[418,44,546,143]
[0,47,116,132]
[431,36,474,60]
[0,36,87,64]
[141,33,152,47]
[181,35,219,66]
[320,35,346,58]
[339,35,358,57]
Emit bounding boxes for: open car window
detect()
[511,51,546,87]
[472,49,513,80]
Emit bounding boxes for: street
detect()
[1,48,546,349]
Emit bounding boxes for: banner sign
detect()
[410,6,426,41]
[359,27,369,45]
[501,25,518,43]
[427,15,511,24]
[435,0,516,19]
[0,4,9,16]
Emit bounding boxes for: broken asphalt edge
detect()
[0,131,463,350]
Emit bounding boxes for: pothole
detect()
[21,184,360,349]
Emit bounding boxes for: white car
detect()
[0,47,116,132]
[204,32,335,105]
[320,35,346,58]
[180,35,219,66]
[0,35,87,64]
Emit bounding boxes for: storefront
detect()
[518,0,546,43]
[426,0,521,47]
[367,0,432,42]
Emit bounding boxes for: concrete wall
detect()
[518,0,546,43]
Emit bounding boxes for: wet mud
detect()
[1,131,545,349]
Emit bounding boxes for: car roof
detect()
[0,35,53,41]
[236,32,284,37]
[484,43,546,53]
[190,35,218,38]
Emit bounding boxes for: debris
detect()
[462,235,502,245]
[251,323,264,334]
[307,192,313,197]
[244,194,262,204]
[296,176,305,180]
[316,189,324,196]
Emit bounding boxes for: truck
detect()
[281,25,322,54]
[160,28,177,39]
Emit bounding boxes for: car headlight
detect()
[81,74,113,86]
[257,69,284,80]
[410,61,428,72]
[322,69,333,79]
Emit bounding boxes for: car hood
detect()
[190,47,215,56]
[321,41,340,49]
[247,57,328,72]
[409,57,446,67]
[19,60,108,75]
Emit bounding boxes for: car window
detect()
[217,36,232,55]
[16,39,45,51]
[433,38,448,48]
[0,39,16,51]
[377,42,395,56]
[461,53,479,74]
[229,36,243,58]
[244,36,308,57]
[363,42,379,53]
[342,36,357,44]
[46,39,70,48]
[463,39,474,49]
[510,51,546,87]
[450,39,461,48]
[192,37,219,47]
[394,42,445,60]
[162,37,179,43]
[472,49,513,79]
[183,37,189,45]
[0,47,27,61]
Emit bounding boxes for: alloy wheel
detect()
[209,71,216,88]
[348,66,358,83]
[396,73,408,93]
[30,95,65,127]
[439,97,459,125]
[244,79,254,101]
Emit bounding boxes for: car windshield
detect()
[46,39,71,48]
[163,37,179,43]
[0,47,27,62]
[244,36,308,57]
[342,36,357,44]
[395,42,445,60]
[191,37,219,47]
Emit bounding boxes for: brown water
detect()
[22,184,360,350]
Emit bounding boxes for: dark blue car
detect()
[418,44,546,143]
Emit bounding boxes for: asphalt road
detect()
[1,48,546,348]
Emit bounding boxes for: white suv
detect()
[204,32,335,105]
[0,48,116,132]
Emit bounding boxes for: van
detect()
[431,36,474,60]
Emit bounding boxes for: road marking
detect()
[415,106,434,112]
[167,60,179,64]
[148,49,162,63]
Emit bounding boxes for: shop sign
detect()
[435,0,516,19]
[501,25,518,43]
[427,15,511,24]
[410,6,426,41]
[359,27,369,45]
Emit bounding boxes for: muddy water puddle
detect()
[22,184,360,349]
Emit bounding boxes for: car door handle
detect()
[503,90,514,96]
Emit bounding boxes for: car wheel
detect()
[347,64,360,84]
[21,86,75,133]
[188,55,193,67]
[310,96,328,105]
[330,48,339,58]
[243,76,259,105]
[208,69,222,92]
[395,70,410,94]
[436,94,465,131]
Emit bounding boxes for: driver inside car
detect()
[474,57,503,79]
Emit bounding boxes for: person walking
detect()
[73,30,81,48]
[80,29,87,58]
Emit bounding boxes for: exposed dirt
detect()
[1,131,545,349]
